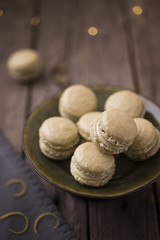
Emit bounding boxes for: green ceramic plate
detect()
[22,86,160,198]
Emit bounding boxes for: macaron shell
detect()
[90,118,128,154]
[9,66,42,82]
[77,111,102,141]
[7,49,41,72]
[59,85,97,119]
[126,129,160,160]
[39,117,79,148]
[101,109,138,144]
[128,118,157,151]
[104,90,146,118]
[7,49,42,82]
[73,142,115,174]
[96,118,129,148]
[39,140,76,160]
[59,104,79,122]
[70,158,115,187]
[146,130,160,157]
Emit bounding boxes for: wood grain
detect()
[84,0,133,87]
[120,0,160,232]
[29,0,160,239]
[0,0,33,152]
[0,0,160,239]
[89,188,159,240]
[86,0,160,239]
[29,1,88,239]
[120,0,160,100]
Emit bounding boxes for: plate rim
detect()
[22,85,160,199]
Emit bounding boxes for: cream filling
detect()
[39,140,75,160]
[127,130,159,155]
[9,64,42,80]
[9,60,42,74]
[97,119,129,147]
[146,132,160,156]
[71,157,115,181]
[39,130,79,151]
[72,156,115,178]
[92,119,129,154]
[126,130,160,160]
[90,121,118,153]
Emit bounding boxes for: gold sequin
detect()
[0,212,29,234]
[34,212,60,235]
[133,6,143,15]
[88,26,98,36]
[30,16,40,26]
[0,9,4,17]
[5,179,27,197]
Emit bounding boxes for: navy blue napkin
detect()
[0,132,78,240]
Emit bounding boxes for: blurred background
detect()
[0,1,160,239]
[1,0,160,153]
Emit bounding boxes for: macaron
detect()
[90,109,138,154]
[104,90,146,118]
[7,48,42,83]
[39,117,79,160]
[70,142,115,187]
[126,118,160,160]
[77,111,102,141]
[59,85,97,122]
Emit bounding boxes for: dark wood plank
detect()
[30,0,75,111]
[29,1,88,239]
[89,187,159,240]
[0,0,33,153]
[121,0,160,203]
[84,0,134,87]
[86,0,160,239]
[28,0,160,239]
[56,189,88,239]
[120,0,160,101]
[119,0,160,237]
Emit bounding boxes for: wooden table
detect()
[1,0,160,239]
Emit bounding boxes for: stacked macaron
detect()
[77,111,101,141]
[126,118,160,160]
[59,85,97,122]
[7,48,42,83]
[90,109,138,154]
[39,117,79,160]
[39,85,98,161]
[38,85,160,188]
[70,142,115,187]
[104,90,145,118]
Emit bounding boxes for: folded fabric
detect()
[0,132,78,240]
